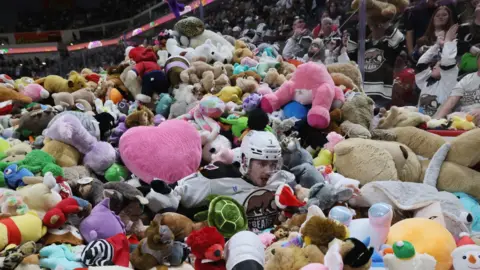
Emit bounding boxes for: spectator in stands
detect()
[312,17,339,39]
[416,24,459,116]
[326,1,343,25]
[414,6,455,58]
[458,2,480,73]
[405,0,457,59]
[282,16,313,59]
[348,15,406,108]
[435,53,480,120]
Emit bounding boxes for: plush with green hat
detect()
[194,195,248,238]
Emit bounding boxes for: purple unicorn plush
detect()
[165,0,185,18]
[43,113,116,175]
[243,93,262,112]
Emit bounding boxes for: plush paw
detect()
[308,106,330,129]
[260,95,276,113]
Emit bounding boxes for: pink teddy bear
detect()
[260,62,345,129]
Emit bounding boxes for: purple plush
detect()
[79,198,125,243]
[165,0,185,18]
[243,93,262,112]
[108,118,128,147]
[43,113,116,175]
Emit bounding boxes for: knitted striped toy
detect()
[81,233,130,267]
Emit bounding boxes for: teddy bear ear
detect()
[67,80,74,88]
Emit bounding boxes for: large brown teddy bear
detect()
[334,127,480,199]
[351,0,409,19]
[35,71,86,93]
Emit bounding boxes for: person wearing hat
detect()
[282,16,313,60]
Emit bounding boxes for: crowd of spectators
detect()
[14,0,162,32]
[4,0,480,118]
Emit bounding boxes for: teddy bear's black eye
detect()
[463,256,467,259]
[209,148,216,153]
[211,52,215,55]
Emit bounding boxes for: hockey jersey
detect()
[348,28,405,107]
[173,162,296,232]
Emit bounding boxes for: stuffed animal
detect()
[186,226,226,270]
[80,233,130,267]
[14,77,35,91]
[43,196,91,229]
[233,40,254,64]
[16,172,62,218]
[103,182,149,236]
[79,198,125,243]
[0,86,33,104]
[51,89,96,111]
[35,71,87,93]
[3,164,32,189]
[261,62,345,129]
[126,106,155,128]
[0,241,37,270]
[383,240,437,270]
[449,114,476,130]
[39,244,84,270]
[189,30,234,51]
[215,86,243,104]
[265,245,325,270]
[119,119,202,184]
[165,56,190,88]
[451,233,480,270]
[168,84,198,119]
[351,0,409,19]
[0,211,47,251]
[236,75,259,100]
[264,68,287,89]
[0,190,28,217]
[377,106,430,129]
[21,84,49,102]
[301,215,349,251]
[131,220,189,270]
[127,46,169,103]
[16,108,57,138]
[174,16,205,39]
[0,149,63,177]
[69,177,105,206]
[42,138,81,167]
[43,112,116,175]
[387,218,456,270]
[120,64,142,99]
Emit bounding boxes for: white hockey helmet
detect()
[240,130,282,175]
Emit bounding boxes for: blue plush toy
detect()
[283,101,309,121]
[155,93,173,117]
[363,237,386,269]
[39,244,84,270]
[454,192,480,232]
[3,164,33,190]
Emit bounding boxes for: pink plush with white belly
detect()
[260,62,345,129]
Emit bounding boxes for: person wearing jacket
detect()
[417,24,459,116]
[282,17,313,60]
[169,129,297,232]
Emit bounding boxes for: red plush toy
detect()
[43,197,90,229]
[186,227,226,270]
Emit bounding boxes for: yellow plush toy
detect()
[35,71,87,93]
[14,77,35,91]
[215,86,243,104]
[449,115,476,131]
[0,211,47,251]
[387,218,456,270]
[313,149,333,168]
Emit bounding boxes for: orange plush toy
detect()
[0,86,33,104]
[186,227,226,270]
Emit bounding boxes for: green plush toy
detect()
[104,163,129,182]
[0,150,63,177]
[194,195,248,238]
[220,115,273,138]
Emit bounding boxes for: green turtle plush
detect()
[194,195,248,238]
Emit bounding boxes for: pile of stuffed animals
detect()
[1,9,480,270]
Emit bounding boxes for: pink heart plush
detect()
[119,119,202,184]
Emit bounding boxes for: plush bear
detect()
[120,64,142,99]
[41,138,81,167]
[186,226,226,270]
[334,127,480,200]
[131,220,188,270]
[265,245,325,270]
[126,106,155,128]
[377,106,431,129]
[261,62,345,129]
[233,40,254,64]
[230,71,262,85]
[127,47,169,103]
[180,61,225,85]
[264,68,287,89]
[35,71,87,93]
[189,30,234,51]
[168,84,199,119]
[351,0,409,19]
[200,71,230,95]
[52,89,96,111]
[236,76,259,100]
[327,63,363,92]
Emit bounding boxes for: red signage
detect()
[14,31,62,44]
